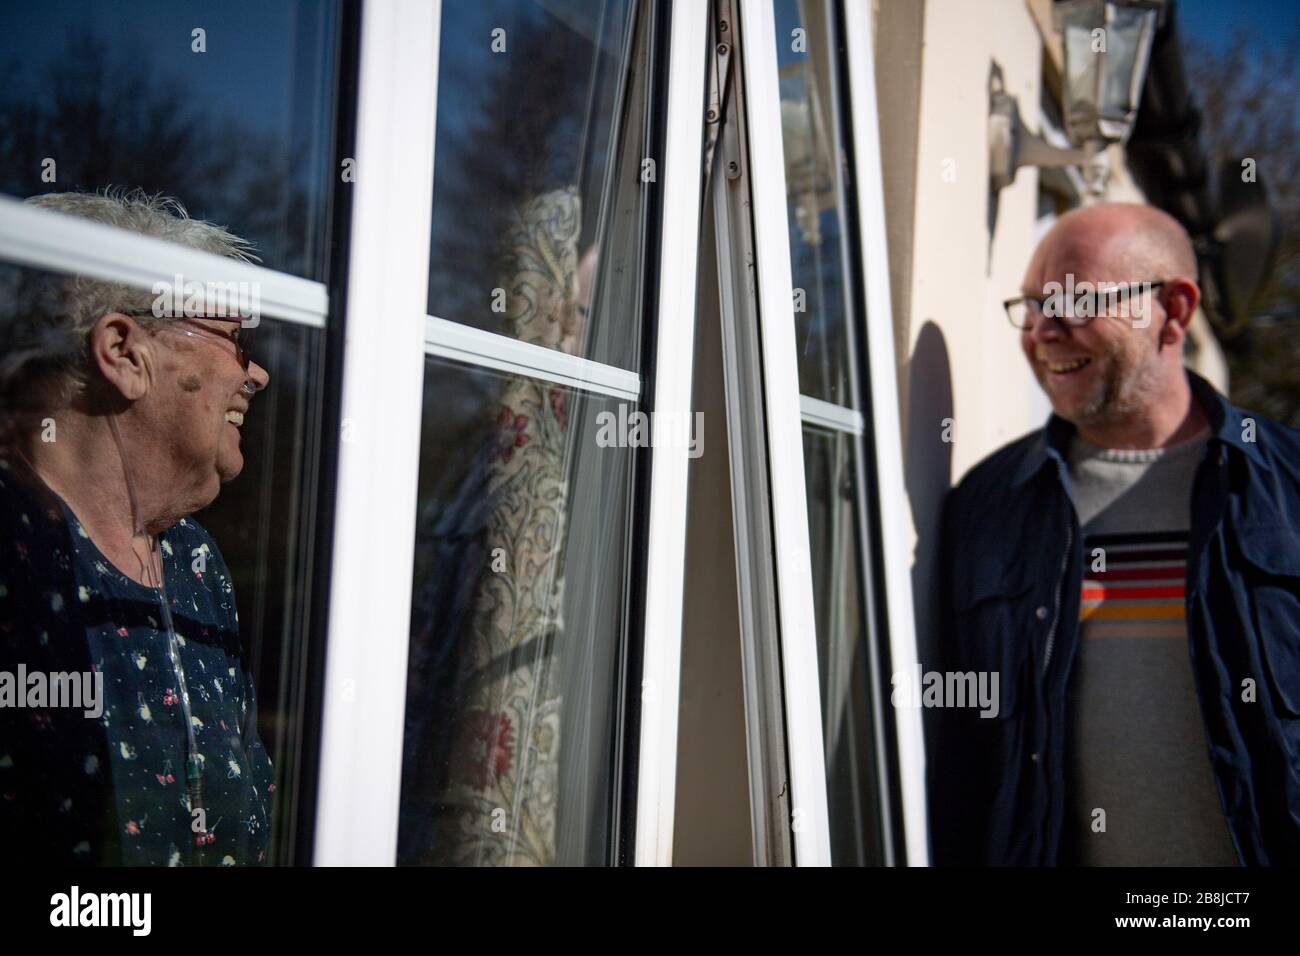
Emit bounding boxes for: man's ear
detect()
[1160,277,1201,345]
[89,313,152,401]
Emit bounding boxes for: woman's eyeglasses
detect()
[124,311,256,371]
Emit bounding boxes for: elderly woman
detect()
[0,190,273,865]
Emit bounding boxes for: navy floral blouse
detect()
[0,460,273,865]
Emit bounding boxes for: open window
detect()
[0,0,920,867]
[672,0,924,866]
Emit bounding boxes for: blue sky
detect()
[0,0,317,134]
[1176,0,1299,53]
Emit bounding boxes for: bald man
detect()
[928,203,1300,866]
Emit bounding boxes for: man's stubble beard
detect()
[1050,336,1161,431]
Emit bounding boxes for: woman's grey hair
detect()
[1,188,257,433]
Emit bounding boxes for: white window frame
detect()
[843,0,928,866]
[736,0,928,866]
[0,196,328,329]
[737,0,833,867]
[313,0,441,867]
[634,0,709,867]
[317,0,707,867]
[800,395,865,436]
[424,316,641,402]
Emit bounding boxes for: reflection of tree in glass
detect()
[427,7,598,327]
[0,30,321,279]
[1185,34,1300,426]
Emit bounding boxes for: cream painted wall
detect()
[904,0,1046,485]
[881,0,1049,656]
[874,0,1231,672]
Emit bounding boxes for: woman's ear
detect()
[89,313,151,401]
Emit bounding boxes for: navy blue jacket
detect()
[928,371,1300,865]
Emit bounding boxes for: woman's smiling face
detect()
[115,315,272,513]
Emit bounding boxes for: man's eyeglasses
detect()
[1004,280,1166,330]
[123,311,256,371]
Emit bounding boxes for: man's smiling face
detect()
[1019,223,1166,428]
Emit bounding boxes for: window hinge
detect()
[703,0,735,187]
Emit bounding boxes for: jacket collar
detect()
[1009,369,1271,488]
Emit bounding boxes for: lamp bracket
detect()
[990,89,1092,192]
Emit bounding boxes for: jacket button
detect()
[1030,752,1040,762]
[1035,606,1048,620]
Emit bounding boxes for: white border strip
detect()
[843,0,929,867]
[633,0,708,868]
[314,0,441,866]
[0,194,327,328]
[425,315,641,401]
[739,0,832,866]
[800,394,865,436]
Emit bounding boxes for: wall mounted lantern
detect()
[991,0,1165,195]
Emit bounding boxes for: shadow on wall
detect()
[986,60,1007,265]
[905,320,954,671]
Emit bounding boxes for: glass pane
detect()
[194,318,323,865]
[0,1,338,866]
[0,0,340,280]
[1061,18,1099,137]
[0,261,323,865]
[775,0,884,863]
[803,425,884,865]
[774,0,858,407]
[427,0,652,371]
[399,357,635,866]
[1099,6,1155,129]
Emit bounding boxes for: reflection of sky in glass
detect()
[774,0,854,407]
[0,0,307,135]
[427,2,607,416]
[433,3,584,185]
[0,0,338,280]
[427,0,639,368]
[774,0,806,67]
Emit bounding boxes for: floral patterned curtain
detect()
[427,187,586,866]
